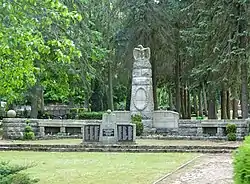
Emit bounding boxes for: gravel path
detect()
[157,154,233,184]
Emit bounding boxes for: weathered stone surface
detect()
[2,117,249,140]
[2,118,102,140]
[130,45,154,130]
[178,119,249,138]
[98,112,117,144]
[7,110,16,118]
[82,111,136,144]
[153,110,179,129]
[114,111,131,124]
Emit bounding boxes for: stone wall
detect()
[2,117,249,140]
[178,119,249,138]
[153,110,179,129]
[2,118,102,140]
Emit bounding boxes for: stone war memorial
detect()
[130,45,154,131]
[2,45,250,141]
[82,110,136,144]
[130,45,180,133]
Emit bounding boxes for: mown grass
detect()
[0,151,198,184]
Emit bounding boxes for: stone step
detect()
[0,146,234,153]
[0,143,238,150]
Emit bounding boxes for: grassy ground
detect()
[0,138,241,147]
[0,151,198,184]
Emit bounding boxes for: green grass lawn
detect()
[0,151,198,184]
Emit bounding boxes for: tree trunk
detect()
[30,86,38,118]
[151,54,158,110]
[37,86,44,114]
[241,62,248,119]
[238,3,248,119]
[202,83,208,116]
[184,86,188,118]
[226,90,231,119]
[169,88,173,111]
[107,63,114,111]
[84,94,90,111]
[125,77,132,111]
[180,87,185,118]
[221,89,227,119]
[193,92,198,116]
[175,64,181,113]
[187,89,191,119]
[69,96,74,108]
[232,98,239,119]
[198,89,203,117]
[208,98,217,119]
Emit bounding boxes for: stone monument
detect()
[99,109,118,144]
[82,110,136,144]
[130,45,154,131]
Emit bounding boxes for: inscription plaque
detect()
[102,129,114,136]
[117,125,134,141]
[84,125,100,142]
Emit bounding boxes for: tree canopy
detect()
[1,0,250,120]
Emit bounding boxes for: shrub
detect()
[226,124,237,141]
[23,126,35,140]
[68,108,78,119]
[78,112,103,120]
[131,114,143,136]
[37,111,52,119]
[23,132,35,140]
[234,136,250,184]
[0,161,38,184]
[226,124,237,134]
[24,126,33,133]
[196,116,204,120]
[227,133,236,141]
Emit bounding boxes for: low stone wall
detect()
[154,119,249,140]
[2,118,249,140]
[2,118,101,140]
[177,119,249,138]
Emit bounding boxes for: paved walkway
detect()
[157,154,233,184]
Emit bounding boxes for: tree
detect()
[0,0,81,106]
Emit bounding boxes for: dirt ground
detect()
[157,154,233,184]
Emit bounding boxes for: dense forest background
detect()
[1,0,250,119]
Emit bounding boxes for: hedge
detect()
[234,136,250,184]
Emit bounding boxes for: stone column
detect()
[130,45,154,131]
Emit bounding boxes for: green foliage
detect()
[78,112,103,120]
[0,161,38,184]
[23,126,35,140]
[234,136,250,184]
[24,126,33,133]
[227,133,236,141]
[0,0,82,103]
[67,108,102,119]
[226,124,237,134]
[196,116,204,120]
[37,111,52,119]
[131,114,143,136]
[226,124,237,141]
